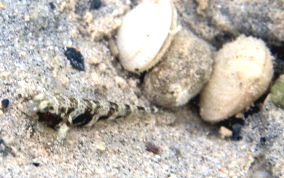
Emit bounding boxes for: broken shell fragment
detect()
[200,35,274,123]
[116,0,177,73]
[143,30,213,108]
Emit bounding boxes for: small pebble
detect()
[32,162,40,167]
[97,63,107,72]
[114,76,127,89]
[145,142,160,154]
[49,2,56,10]
[95,142,106,152]
[1,99,10,108]
[232,123,243,141]
[219,126,232,138]
[64,47,85,71]
[84,12,93,24]
[259,137,266,145]
[155,112,176,125]
[89,0,101,10]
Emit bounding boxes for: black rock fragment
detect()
[89,0,102,10]
[49,2,56,10]
[232,123,243,141]
[260,137,267,145]
[32,162,40,167]
[1,99,9,108]
[64,47,85,71]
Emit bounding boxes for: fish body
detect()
[24,93,157,140]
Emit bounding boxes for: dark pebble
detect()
[232,123,243,141]
[89,0,102,10]
[145,142,160,154]
[64,47,85,71]
[260,137,267,145]
[1,99,10,108]
[49,2,56,10]
[32,162,40,167]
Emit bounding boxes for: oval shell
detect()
[117,0,177,73]
[199,35,273,123]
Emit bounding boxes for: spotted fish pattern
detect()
[24,93,157,140]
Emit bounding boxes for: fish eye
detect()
[43,107,49,112]
[44,106,54,112]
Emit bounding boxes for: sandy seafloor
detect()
[0,0,283,177]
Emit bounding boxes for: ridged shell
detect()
[117,0,177,73]
[199,35,273,123]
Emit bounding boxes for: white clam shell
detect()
[117,0,177,73]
